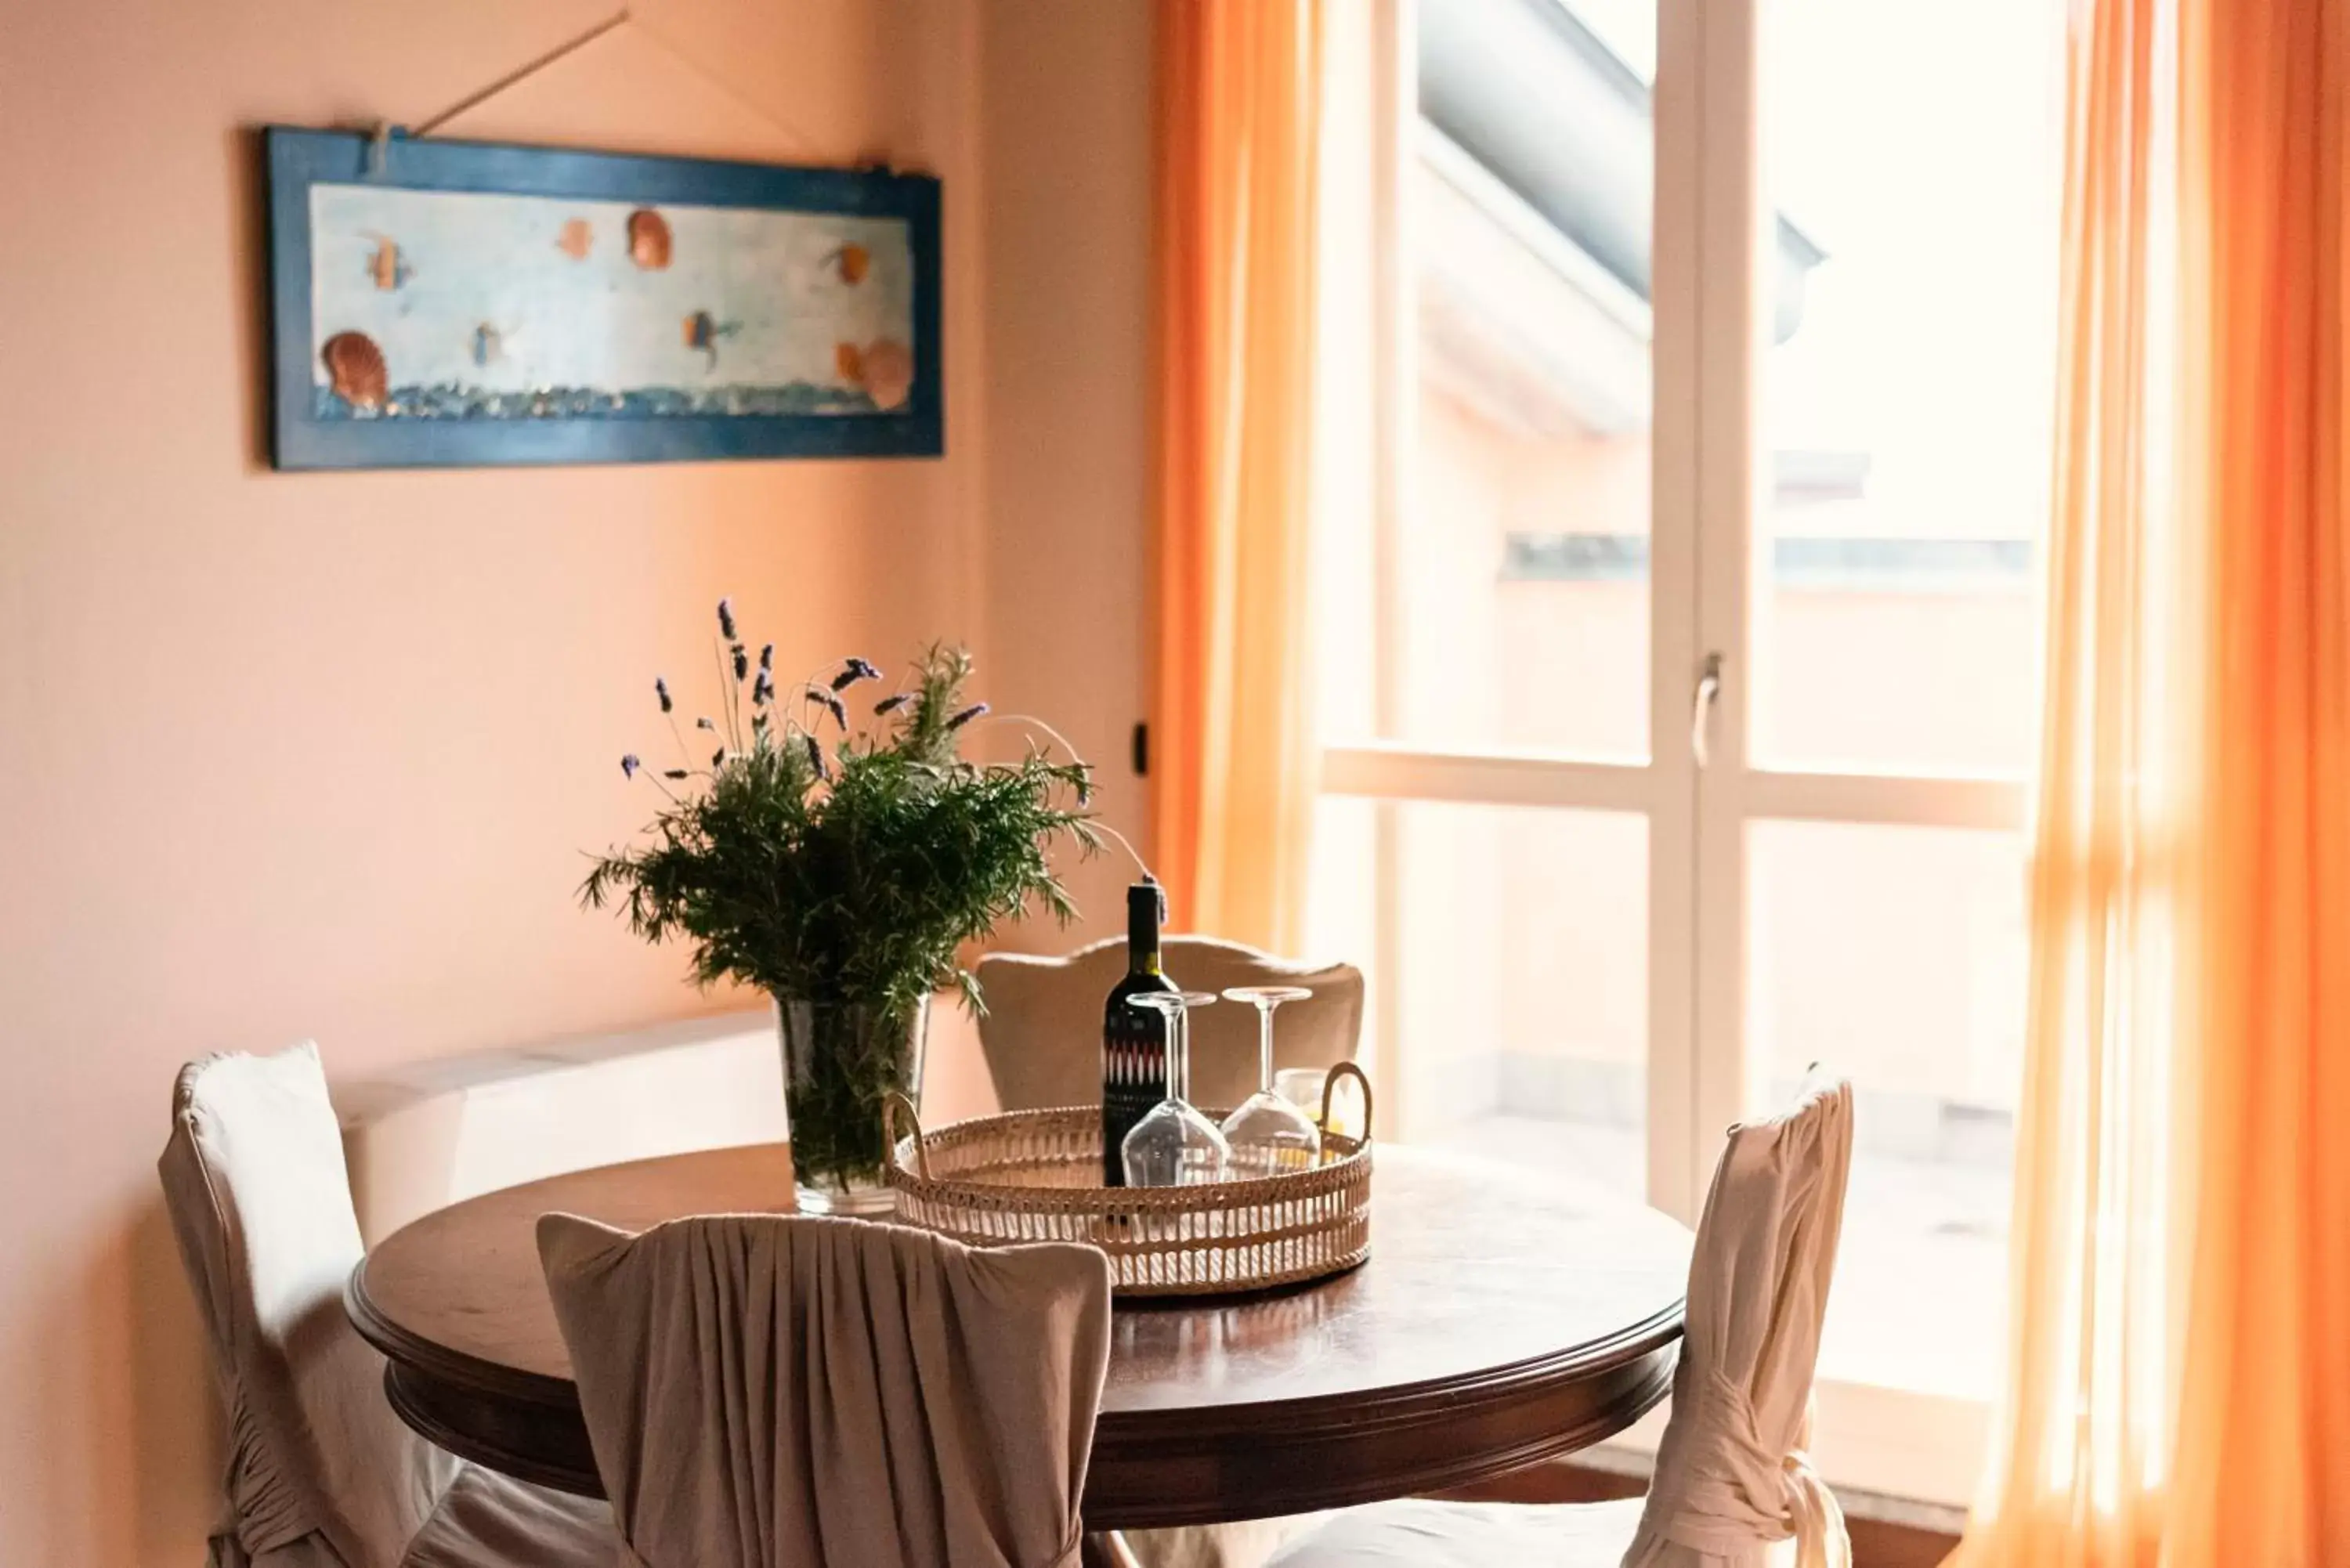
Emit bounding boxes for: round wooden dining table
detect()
[347,1140,1690,1532]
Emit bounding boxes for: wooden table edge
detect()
[1086,1339,1682,1529]
[349,1255,1684,1516]
[1096,1299,1683,1442]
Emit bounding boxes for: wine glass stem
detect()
[1257,1003,1275,1095]
[1168,1005,1189,1102]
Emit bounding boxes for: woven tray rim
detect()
[884,1104,1370,1209]
[881,1069,1374,1297]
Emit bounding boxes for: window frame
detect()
[1327,0,2034,1507]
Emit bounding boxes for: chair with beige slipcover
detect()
[1262,1076,1856,1568]
[971,936,1365,1568]
[537,1210,1112,1568]
[159,1042,616,1568]
[974,936,1365,1119]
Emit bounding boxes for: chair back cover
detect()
[159,1042,456,1568]
[1625,1077,1855,1568]
[974,936,1364,1112]
[537,1212,1113,1568]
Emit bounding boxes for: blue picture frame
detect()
[265,126,943,469]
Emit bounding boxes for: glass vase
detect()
[775,995,928,1216]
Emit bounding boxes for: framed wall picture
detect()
[263,127,942,469]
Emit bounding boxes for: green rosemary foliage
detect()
[582,633,1098,1019]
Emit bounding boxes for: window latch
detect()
[1691,652,1723,768]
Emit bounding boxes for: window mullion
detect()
[1648,0,1708,1224]
[1689,0,1768,1201]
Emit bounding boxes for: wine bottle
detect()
[1101,878,1177,1186]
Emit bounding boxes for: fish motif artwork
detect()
[682,310,742,368]
[320,331,388,408]
[626,208,672,269]
[363,234,410,291]
[839,338,914,411]
[313,186,916,415]
[827,243,870,284]
[270,125,938,464]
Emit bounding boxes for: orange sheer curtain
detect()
[2164,0,2350,1553]
[1954,0,2350,1562]
[1952,0,2196,1557]
[1149,0,1327,952]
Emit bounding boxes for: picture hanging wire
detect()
[361,5,830,179]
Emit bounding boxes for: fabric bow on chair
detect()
[1264,1078,1855,1568]
[1630,1370,1843,1568]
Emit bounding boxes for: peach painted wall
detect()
[973,0,1158,934]
[0,0,1036,1560]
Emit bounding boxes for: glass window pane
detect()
[1308,796,1648,1202]
[1329,0,1654,761]
[1755,0,2064,775]
[1748,819,2027,1397]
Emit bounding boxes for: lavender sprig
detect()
[805,685,848,728]
[830,656,881,692]
[717,598,736,641]
[583,640,1101,1075]
[712,640,741,753]
[656,676,700,762]
[620,750,681,804]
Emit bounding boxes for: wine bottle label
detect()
[1101,1008,1168,1187]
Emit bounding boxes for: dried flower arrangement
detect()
[582,598,1097,1206]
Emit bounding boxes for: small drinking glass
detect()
[1273,1068,1329,1122]
[1273,1065,1368,1141]
[1120,992,1230,1187]
[1219,987,1321,1176]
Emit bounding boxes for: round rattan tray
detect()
[884,1062,1374,1297]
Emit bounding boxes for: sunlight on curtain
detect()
[1954,0,2350,1560]
[1951,1,2196,1558]
[1149,0,1329,952]
[2162,0,2350,1553]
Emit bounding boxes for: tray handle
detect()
[1321,1060,1374,1143]
[882,1091,932,1182]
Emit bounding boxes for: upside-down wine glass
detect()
[1218,987,1321,1176]
[1119,992,1230,1187]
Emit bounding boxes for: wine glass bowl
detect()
[1119,991,1230,1187]
[1218,986,1321,1176]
